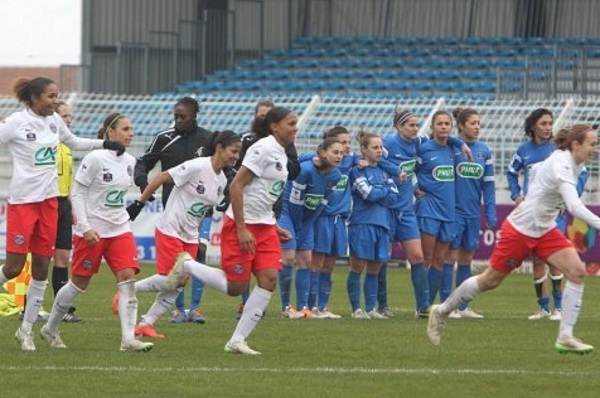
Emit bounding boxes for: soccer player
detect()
[445,108,496,319]
[0,77,124,351]
[428,124,598,354]
[125,131,240,339]
[41,112,153,352]
[347,130,399,319]
[278,137,343,319]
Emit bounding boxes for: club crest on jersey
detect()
[196,182,205,194]
[14,234,25,246]
[26,131,36,141]
[103,172,113,182]
[49,123,58,134]
[275,161,283,171]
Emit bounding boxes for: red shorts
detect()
[490,221,573,273]
[220,216,282,283]
[155,229,198,275]
[72,232,140,277]
[6,198,58,257]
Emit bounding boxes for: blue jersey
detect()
[282,160,342,237]
[381,134,465,211]
[455,140,497,226]
[415,139,456,222]
[348,165,399,230]
[506,140,555,200]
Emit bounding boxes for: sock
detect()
[364,273,378,312]
[410,263,427,312]
[241,288,250,305]
[140,289,180,327]
[295,268,310,309]
[307,270,319,309]
[559,281,584,339]
[183,260,227,294]
[347,270,361,312]
[455,264,472,310]
[52,267,69,297]
[278,264,293,310]
[538,296,551,313]
[229,286,271,344]
[190,276,205,310]
[46,281,82,334]
[438,277,481,316]
[135,274,168,293]
[175,289,186,313]
[551,274,563,311]
[376,263,388,310]
[21,279,47,333]
[533,274,549,311]
[317,272,332,311]
[0,265,9,285]
[427,267,442,304]
[118,279,138,343]
[440,263,454,303]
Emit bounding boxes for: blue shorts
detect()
[279,213,314,251]
[313,215,348,257]
[391,209,421,242]
[348,224,390,262]
[200,217,212,242]
[556,212,567,235]
[418,216,455,243]
[450,216,480,251]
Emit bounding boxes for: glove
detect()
[103,140,126,156]
[126,200,145,221]
[139,185,155,202]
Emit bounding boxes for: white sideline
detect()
[0,365,593,376]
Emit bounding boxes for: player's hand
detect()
[139,185,156,202]
[514,196,524,206]
[83,229,100,245]
[414,188,425,199]
[276,225,292,242]
[357,159,369,169]
[237,228,256,254]
[461,143,473,161]
[399,171,408,184]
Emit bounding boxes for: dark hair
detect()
[452,107,479,132]
[55,100,68,112]
[356,128,380,148]
[554,124,593,151]
[524,108,553,138]
[203,130,241,156]
[13,76,55,106]
[254,99,274,116]
[322,125,349,140]
[393,107,416,127]
[175,96,200,115]
[97,112,126,140]
[316,137,341,169]
[254,106,293,139]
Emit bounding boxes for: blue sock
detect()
[175,289,185,313]
[347,271,361,312]
[295,268,310,309]
[377,263,388,310]
[317,272,332,311]
[440,263,454,303]
[538,296,550,312]
[456,264,472,310]
[307,270,319,309]
[551,276,563,311]
[241,288,250,305]
[278,264,293,310]
[364,273,378,312]
[410,263,427,312]
[428,267,442,304]
[189,276,204,310]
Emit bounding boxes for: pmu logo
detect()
[456,162,484,179]
[400,159,416,177]
[269,180,285,197]
[34,146,57,165]
[432,165,454,182]
[187,202,209,218]
[105,190,126,208]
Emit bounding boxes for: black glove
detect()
[126,200,145,221]
[139,185,155,202]
[103,140,126,156]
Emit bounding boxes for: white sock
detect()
[559,281,584,339]
[46,281,83,334]
[0,264,9,285]
[438,277,481,316]
[183,259,228,294]
[229,286,271,344]
[21,279,47,333]
[135,274,168,293]
[118,279,138,343]
[140,288,181,327]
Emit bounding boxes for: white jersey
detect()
[0,109,103,204]
[508,150,586,237]
[73,150,136,238]
[157,157,227,243]
[226,135,288,225]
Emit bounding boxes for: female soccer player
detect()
[41,113,153,352]
[166,106,297,355]
[428,124,598,355]
[0,77,124,351]
[126,131,241,339]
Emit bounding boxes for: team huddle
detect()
[0,77,598,356]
